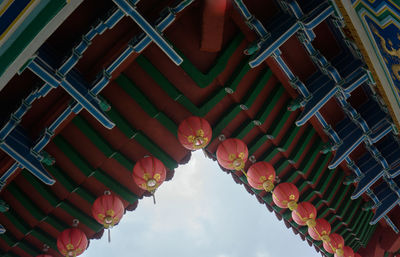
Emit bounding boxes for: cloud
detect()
[84,151,321,257]
[255,250,271,257]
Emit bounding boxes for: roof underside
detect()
[0,0,399,256]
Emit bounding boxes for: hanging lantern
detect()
[272,182,299,211]
[354,253,362,257]
[92,192,124,242]
[57,228,88,257]
[133,156,167,203]
[335,246,354,257]
[247,161,276,192]
[323,233,344,255]
[308,218,331,241]
[216,138,248,171]
[177,116,212,150]
[292,201,316,226]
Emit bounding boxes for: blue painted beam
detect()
[352,165,384,199]
[233,0,269,38]
[329,121,365,169]
[249,2,333,67]
[112,0,183,65]
[285,0,304,19]
[0,0,193,191]
[247,1,400,230]
[28,55,115,129]
[0,127,54,185]
[371,191,400,225]
[249,17,299,68]
[296,80,336,126]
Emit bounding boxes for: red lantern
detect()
[292,202,317,226]
[247,161,276,192]
[178,116,212,150]
[323,233,344,254]
[308,218,331,241]
[354,253,362,257]
[272,182,299,211]
[133,156,166,192]
[335,246,354,257]
[92,193,124,229]
[216,138,248,171]
[57,228,88,257]
[36,255,53,257]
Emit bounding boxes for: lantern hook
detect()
[72,219,79,227]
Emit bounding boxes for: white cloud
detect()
[84,151,321,257]
[255,250,271,257]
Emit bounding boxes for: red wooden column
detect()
[200,0,227,52]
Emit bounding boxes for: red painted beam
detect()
[201,0,227,52]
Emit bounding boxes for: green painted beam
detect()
[330,185,351,213]
[106,107,136,138]
[287,127,315,164]
[13,237,38,256]
[213,105,242,139]
[314,166,335,196]
[22,170,97,231]
[357,212,373,241]
[274,158,291,174]
[265,99,293,139]
[361,224,376,247]
[53,137,93,177]
[277,123,301,152]
[336,190,356,220]
[232,120,256,140]
[253,86,285,125]
[3,209,30,235]
[15,170,100,235]
[90,169,138,204]
[321,171,345,207]
[305,153,331,187]
[343,198,362,226]
[72,116,115,158]
[294,177,309,193]
[2,183,62,253]
[1,208,58,255]
[241,69,273,110]
[297,140,323,176]
[248,134,269,155]
[281,167,299,183]
[225,58,251,92]
[133,132,178,169]
[72,116,134,170]
[262,147,281,163]
[52,136,138,204]
[179,33,245,88]
[134,40,254,117]
[350,211,370,238]
[7,183,47,221]
[115,74,178,135]
[57,202,102,231]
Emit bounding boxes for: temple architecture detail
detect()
[1,0,400,256]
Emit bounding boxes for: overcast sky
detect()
[85,150,321,257]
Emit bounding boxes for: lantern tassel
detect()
[108,228,111,243]
[240,168,248,179]
[151,190,156,205]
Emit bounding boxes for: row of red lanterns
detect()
[176,116,362,257]
[43,115,360,256]
[51,151,169,256]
